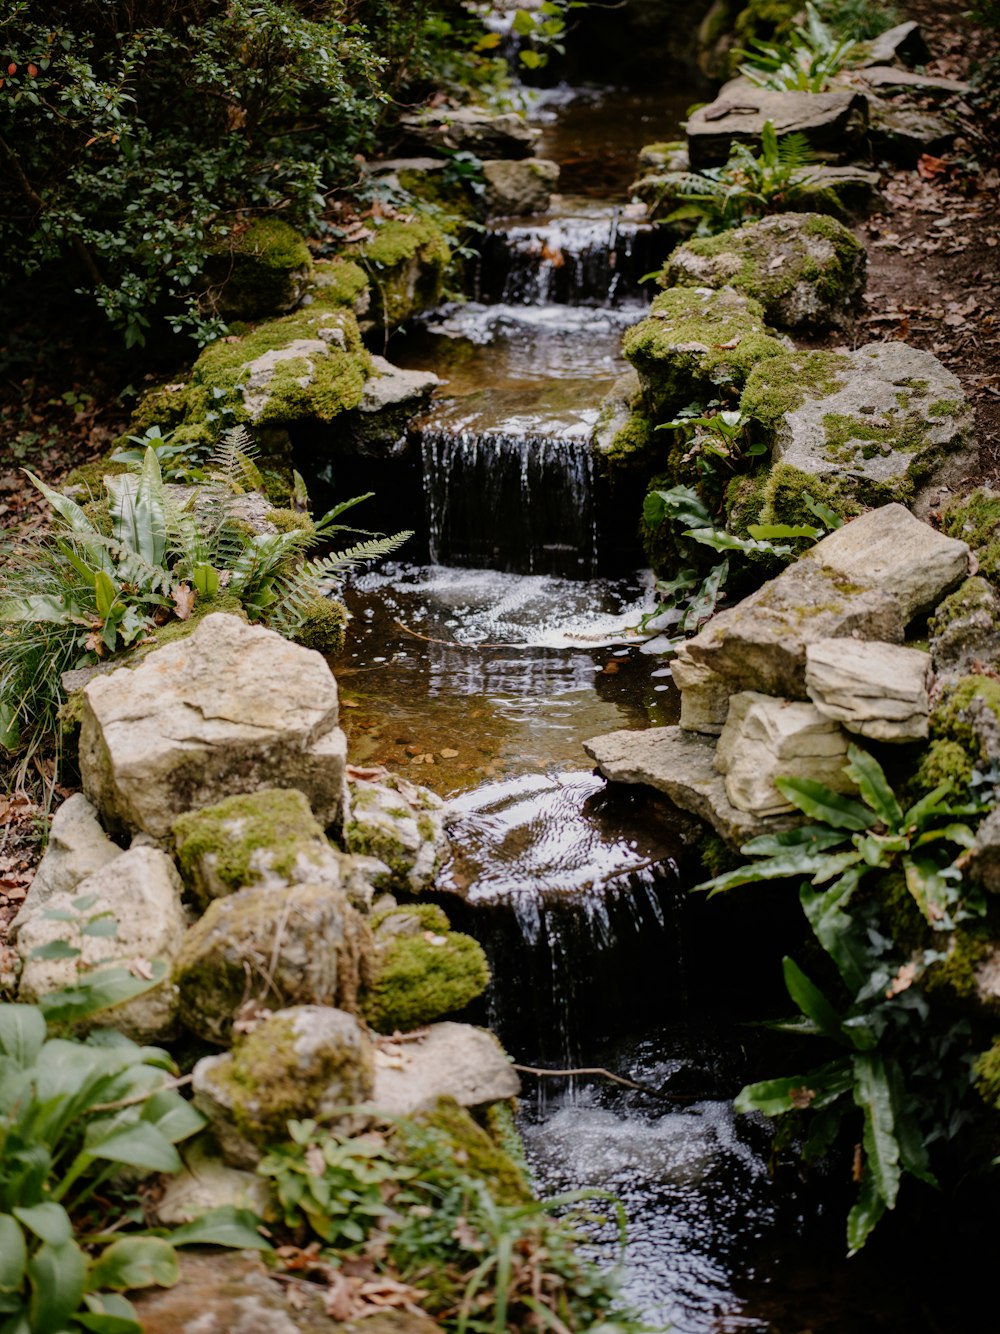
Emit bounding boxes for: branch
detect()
[0,134,106,287]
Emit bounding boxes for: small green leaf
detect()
[0,1005,46,1066]
[86,1238,179,1294]
[27,940,81,962]
[746,522,821,540]
[845,745,902,830]
[774,777,875,831]
[0,1216,27,1294]
[169,1206,271,1250]
[27,1239,87,1334]
[741,826,847,857]
[783,957,848,1045]
[847,1166,887,1255]
[87,1122,182,1174]
[13,1203,72,1246]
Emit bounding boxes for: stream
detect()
[329,76,984,1334]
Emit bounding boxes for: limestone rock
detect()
[672,644,730,735]
[686,89,868,169]
[966,808,1000,896]
[930,576,1000,681]
[192,1006,373,1167]
[665,213,866,332]
[715,693,854,817]
[369,1022,519,1117]
[174,883,371,1045]
[237,309,361,422]
[351,355,440,457]
[854,21,929,68]
[852,66,970,98]
[17,845,186,1041]
[11,793,122,934]
[344,770,448,894]
[583,724,799,847]
[621,286,784,420]
[806,503,970,623]
[805,639,931,742]
[482,158,560,216]
[173,787,372,913]
[743,343,977,517]
[399,107,538,160]
[636,141,689,174]
[154,1140,274,1227]
[593,368,643,456]
[684,558,904,699]
[80,613,348,841]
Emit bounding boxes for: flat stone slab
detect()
[806,502,969,623]
[686,89,868,169]
[805,638,931,742]
[80,613,348,841]
[746,342,976,516]
[683,558,904,700]
[672,644,730,735]
[851,66,970,97]
[854,21,929,68]
[370,1022,520,1117]
[716,693,853,817]
[399,107,539,160]
[583,725,799,847]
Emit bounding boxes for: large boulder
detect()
[80,614,348,841]
[352,355,440,456]
[174,883,371,1045]
[804,639,931,742]
[686,89,868,169]
[664,213,866,331]
[369,1021,520,1117]
[206,218,313,323]
[16,845,187,1041]
[741,343,977,516]
[192,1006,374,1167]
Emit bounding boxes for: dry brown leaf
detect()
[172,582,196,620]
[128,957,154,980]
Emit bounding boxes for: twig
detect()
[89,1073,193,1113]
[511,1064,645,1091]
[393,619,517,651]
[594,856,665,887]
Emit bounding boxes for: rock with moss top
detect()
[942,489,1000,592]
[741,343,976,516]
[207,218,313,323]
[16,845,186,1041]
[402,1095,533,1205]
[345,771,449,894]
[621,286,784,421]
[364,903,489,1035]
[348,218,451,336]
[399,107,538,160]
[289,592,348,656]
[192,1006,373,1166]
[370,1021,519,1117]
[482,158,560,216]
[174,882,371,1045]
[686,88,869,169]
[80,613,348,841]
[930,577,1000,682]
[347,355,440,457]
[931,674,1000,770]
[173,787,375,913]
[665,214,866,331]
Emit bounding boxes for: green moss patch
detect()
[943,489,1000,592]
[400,1095,533,1207]
[740,349,851,433]
[364,910,490,1034]
[209,218,313,323]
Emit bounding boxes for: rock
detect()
[806,502,970,623]
[173,787,376,913]
[797,164,883,216]
[672,644,730,735]
[636,140,689,174]
[16,845,186,1041]
[851,66,971,98]
[686,89,869,169]
[80,613,348,841]
[593,368,643,455]
[369,1021,520,1117]
[174,884,371,1045]
[398,107,539,160]
[715,692,854,817]
[621,286,785,420]
[482,158,560,216]
[192,1006,373,1167]
[583,724,799,847]
[869,101,958,164]
[742,343,977,518]
[805,639,931,742]
[236,312,358,423]
[930,577,1000,681]
[351,355,439,456]
[364,903,489,1035]
[665,213,866,332]
[684,557,904,699]
[11,793,122,934]
[854,21,930,68]
[154,1139,274,1227]
[344,770,449,893]
[208,218,313,324]
[966,808,1000,896]
[346,218,451,335]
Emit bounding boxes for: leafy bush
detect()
[698,745,985,1252]
[737,2,856,92]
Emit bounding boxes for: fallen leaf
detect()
[789,1086,816,1109]
[172,582,196,620]
[886,961,919,998]
[852,1142,864,1183]
[128,957,154,981]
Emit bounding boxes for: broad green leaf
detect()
[845,745,902,830]
[734,1059,851,1116]
[886,1059,937,1189]
[698,846,856,896]
[0,1005,46,1067]
[643,485,712,531]
[680,560,728,632]
[683,526,792,556]
[802,492,844,530]
[27,939,81,962]
[79,1289,142,1333]
[800,868,869,992]
[911,822,976,851]
[107,448,166,569]
[87,1122,182,1174]
[86,1238,178,1294]
[0,701,20,750]
[93,570,119,621]
[27,1239,87,1334]
[846,1167,886,1255]
[140,1088,205,1143]
[191,562,219,598]
[855,831,908,866]
[741,826,847,857]
[0,592,83,625]
[169,1206,271,1250]
[903,782,953,829]
[783,957,848,1045]
[746,522,821,540]
[13,1203,72,1246]
[0,1216,27,1294]
[24,470,99,538]
[773,777,875,831]
[38,961,167,1024]
[852,1051,900,1209]
[903,855,954,928]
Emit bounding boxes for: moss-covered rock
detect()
[344,772,448,894]
[174,882,372,1044]
[929,576,1000,681]
[364,905,490,1035]
[914,739,975,797]
[348,217,451,336]
[398,1095,533,1207]
[740,348,851,433]
[974,1038,1000,1111]
[931,674,1000,766]
[311,257,371,315]
[208,218,313,323]
[288,592,348,656]
[621,286,785,421]
[664,213,866,331]
[942,489,1000,592]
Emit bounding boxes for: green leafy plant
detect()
[664,123,821,235]
[697,744,985,1252]
[0,1000,267,1333]
[737,2,856,93]
[819,0,900,41]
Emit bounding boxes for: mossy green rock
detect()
[942,488,1000,592]
[929,576,1000,681]
[665,213,866,331]
[345,772,448,894]
[208,218,313,323]
[931,674,1000,768]
[348,217,451,335]
[399,1095,533,1206]
[621,286,784,421]
[192,1005,373,1166]
[364,905,490,1034]
[975,1037,1000,1111]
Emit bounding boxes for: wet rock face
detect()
[80,613,348,841]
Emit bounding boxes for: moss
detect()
[61,457,131,497]
[311,257,370,310]
[371,902,451,936]
[930,576,996,640]
[931,674,1000,760]
[914,739,974,797]
[924,928,994,1008]
[974,1039,1000,1111]
[928,398,961,418]
[762,461,862,529]
[943,489,1000,593]
[699,831,743,879]
[350,217,451,332]
[822,410,930,464]
[621,287,785,420]
[402,1095,533,1206]
[363,928,490,1034]
[266,507,314,534]
[289,593,347,656]
[210,218,313,322]
[733,0,800,45]
[739,349,850,433]
[603,409,658,466]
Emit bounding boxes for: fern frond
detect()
[208,425,261,493]
[304,530,414,593]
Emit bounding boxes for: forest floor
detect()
[1,1,998,946]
